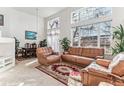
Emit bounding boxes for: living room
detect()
[0,7,124,87]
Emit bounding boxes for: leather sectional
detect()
[61,47,104,66]
[36,47,124,86]
[37,47,104,66]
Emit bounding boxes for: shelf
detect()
[0,56,15,72]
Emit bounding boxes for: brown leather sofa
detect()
[80,59,124,86]
[61,47,104,66]
[36,47,61,65]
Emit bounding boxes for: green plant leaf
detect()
[60,37,71,51]
[112,24,124,55]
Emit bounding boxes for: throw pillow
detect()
[108,52,124,72]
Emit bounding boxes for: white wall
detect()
[112,7,124,26]
[0,7,45,47]
[44,8,77,41]
[109,7,124,48]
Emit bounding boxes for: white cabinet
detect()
[0,37,15,72]
[0,56,15,72]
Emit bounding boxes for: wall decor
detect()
[25,31,37,40]
[0,15,4,26]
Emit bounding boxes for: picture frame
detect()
[25,31,37,40]
[0,15,4,26]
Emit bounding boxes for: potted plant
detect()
[39,39,47,47]
[112,24,124,55]
[60,37,71,51]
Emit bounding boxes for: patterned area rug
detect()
[36,62,81,85]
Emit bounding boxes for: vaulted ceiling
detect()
[13,7,66,17]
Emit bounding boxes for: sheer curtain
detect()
[47,17,60,52]
[47,30,60,52]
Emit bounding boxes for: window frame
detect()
[71,7,112,54]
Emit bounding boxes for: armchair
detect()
[36,47,61,66]
[81,52,124,86]
[81,67,124,86]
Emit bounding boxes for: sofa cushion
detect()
[76,56,94,65]
[68,47,104,58]
[74,48,79,55]
[74,47,82,56]
[47,47,53,54]
[47,55,60,62]
[68,47,75,55]
[61,54,77,62]
[96,59,111,68]
[81,48,89,57]
[41,47,53,56]
[68,47,83,56]
[37,48,44,53]
[81,48,104,58]
[112,60,124,77]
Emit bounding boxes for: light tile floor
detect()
[0,58,65,86]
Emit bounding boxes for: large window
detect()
[47,17,60,29]
[71,7,112,54]
[47,17,60,52]
[71,7,112,24]
[79,23,99,47]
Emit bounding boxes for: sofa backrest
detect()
[68,47,82,56]
[82,48,104,58]
[68,47,104,58]
[36,47,53,56]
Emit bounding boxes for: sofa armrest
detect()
[106,73,124,85]
[96,59,111,68]
[109,73,124,81]
[87,68,124,82]
[81,68,110,79]
[87,68,112,79]
[80,68,112,85]
[81,69,88,73]
[96,56,104,59]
